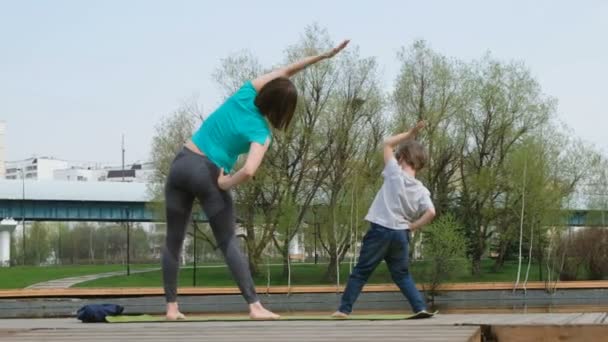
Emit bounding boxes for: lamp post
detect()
[20,168,25,265]
[314,223,319,265]
[125,207,131,276]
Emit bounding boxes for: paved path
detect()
[24,263,309,289]
[26,268,160,289]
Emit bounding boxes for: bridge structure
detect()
[0,179,603,226]
[0,179,205,222]
[0,179,605,226]
[0,179,205,268]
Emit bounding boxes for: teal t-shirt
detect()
[191,81,271,172]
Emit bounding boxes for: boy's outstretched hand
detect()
[411,120,426,134]
[383,120,427,164]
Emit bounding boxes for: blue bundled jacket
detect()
[76,304,124,323]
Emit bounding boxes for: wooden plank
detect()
[8,314,608,342]
[567,313,606,324]
[490,325,608,342]
[2,280,608,299]
[468,328,482,342]
[2,324,480,342]
[524,313,583,325]
[425,313,608,327]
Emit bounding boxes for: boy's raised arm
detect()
[383,121,426,164]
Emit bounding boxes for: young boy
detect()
[332,121,436,318]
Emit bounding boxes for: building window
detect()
[6,175,16,179]
[77,176,87,181]
[26,165,37,171]
[6,168,17,173]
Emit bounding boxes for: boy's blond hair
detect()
[395,140,428,171]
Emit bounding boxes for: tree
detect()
[552,227,608,280]
[211,48,275,276]
[419,214,469,301]
[129,224,151,262]
[46,222,67,264]
[68,223,95,263]
[104,224,132,264]
[210,25,369,280]
[493,133,566,273]
[458,55,554,275]
[393,40,469,216]
[148,101,209,265]
[56,224,74,264]
[24,222,51,265]
[148,103,201,202]
[315,44,385,283]
[93,224,110,264]
[585,153,608,224]
[143,27,604,286]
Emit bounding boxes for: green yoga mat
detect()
[106,312,437,323]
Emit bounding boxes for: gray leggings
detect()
[162,147,258,304]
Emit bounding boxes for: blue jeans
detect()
[339,223,426,314]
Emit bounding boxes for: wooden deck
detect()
[0,321,481,342]
[1,280,608,299]
[0,313,606,342]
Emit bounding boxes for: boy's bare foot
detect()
[331,311,349,319]
[166,302,186,321]
[249,301,280,320]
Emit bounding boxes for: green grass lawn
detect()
[0,264,155,289]
[0,259,549,289]
[74,259,546,288]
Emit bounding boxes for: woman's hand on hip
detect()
[218,169,231,191]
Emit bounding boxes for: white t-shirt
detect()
[364,158,434,230]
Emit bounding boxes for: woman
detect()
[162,39,350,320]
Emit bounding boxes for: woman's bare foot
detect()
[249,301,280,320]
[166,302,186,321]
[331,311,349,319]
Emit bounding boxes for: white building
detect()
[52,161,153,183]
[104,162,154,183]
[5,158,153,183]
[2,121,154,183]
[5,157,70,180]
[53,167,107,182]
[0,121,5,179]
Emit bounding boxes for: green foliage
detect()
[553,228,608,280]
[148,105,199,206]
[23,222,51,265]
[13,223,157,266]
[144,27,604,283]
[419,214,470,297]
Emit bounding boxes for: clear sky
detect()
[1,0,606,164]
